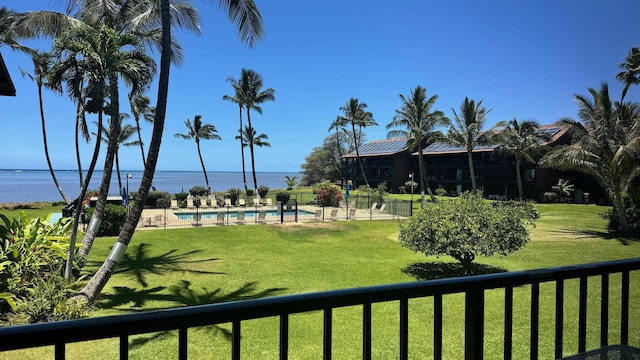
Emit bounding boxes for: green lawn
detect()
[2,203,639,359]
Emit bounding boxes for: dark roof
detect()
[0,52,16,96]
[413,124,567,156]
[342,138,409,158]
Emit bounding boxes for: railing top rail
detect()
[1,257,639,351]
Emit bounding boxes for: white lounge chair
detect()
[370,203,378,212]
[313,209,322,222]
[224,198,232,207]
[348,208,356,220]
[186,198,194,208]
[209,194,217,208]
[238,198,246,207]
[235,211,246,225]
[265,198,273,206]
[215,212,225,226]
[327,208,338,221]
[256,211,266,224]
[170,199,178,209]
[378,203,386,213]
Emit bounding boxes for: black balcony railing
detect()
[1,258,639,360]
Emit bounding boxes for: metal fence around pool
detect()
[137,197,412,229]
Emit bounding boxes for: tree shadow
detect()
[402,262,507,281]
[552,228,638,245]
[116,281,287,350]
[86,243,224,287]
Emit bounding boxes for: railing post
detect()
[465,287,484,360]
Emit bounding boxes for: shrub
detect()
[540,192,558,203]
[174,191,189,202]
[275,191,291,204]
[398,186,406,194]
[313,181,343,207]
[156,197,171,209]
[189,186,208,197]
[602,201,640,238]
[285,176,298,190]
[18,274,93,323]
[399,191,538,274]
[435,187,448,197]
[145,191,171,208]
[86,204,127,236]
[258,186,270,198]
[246,189,255,197]
[228,188,241,205]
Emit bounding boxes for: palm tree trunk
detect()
[75,107,84,190]
[196,139,209,189]
[250,140,258,191]
[116,150,122,192]
[467,148,476,191]
[516,158,523,201]
[76,0,172,302]
[417,148,436,206]
[613,188,632,236]
[39,82,70,204]
[135,118,157,191]
[65,110,103,280]
[78,77,121,265]
[351,122,369,188]
[239,105,248,192]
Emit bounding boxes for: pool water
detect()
[174,209,312,220]
[49,212,63,225]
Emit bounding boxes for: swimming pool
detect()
[174,209,313,220]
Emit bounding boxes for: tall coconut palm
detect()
[129,94,155,167]
[494,119,549,201]
[238,125,270,191]
[238,69,275,193]
[386,86,447,205]
[616,47,640,102]
[96,119,141,191]
[50,24,155,279]
[20,50,72,205]
[77,0,263,302]
[174,115,221,190]
[443,97,499,191]
[328,115,350,182]
[222,75,249,192]
[540,83,640,236]
[338,98,378,188]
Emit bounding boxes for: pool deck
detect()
[136,204,401,229]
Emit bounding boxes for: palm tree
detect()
[238,125,271,191]
[328,116,349,182]
[50,24,155,279]
[338,98,378,188]
[494,119,548,201]
[443,97,498,191]
[222,74,249,192]
[386,86,447,205]
[540,83,640,236]
[77,0,263,302]
[129,94,155,168]
[96,119,141,191]
[20,50,72,205]
[174,115,221,190]
[616,47,640,102]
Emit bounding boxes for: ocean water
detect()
[0,169,302,203]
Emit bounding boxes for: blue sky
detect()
[1,0,639,172]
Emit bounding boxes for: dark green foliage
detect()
[174,191,188,202]
[435,187,447,197]
[18,274,93,323]
[86,204,127,236]
[541,192,559,203]
[399,192,538,273]
[246,189,254,197]
[367,182,388,205]
[189,186,208,197]
[228,188,241,205]
[602,201,640,238]
[275,191,291,204]
[313,181,343,207]
[258,186,269,198]
[145,191,171,208]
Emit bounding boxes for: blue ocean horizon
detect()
[0,169,302,203]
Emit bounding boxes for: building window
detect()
[524,168,535,181]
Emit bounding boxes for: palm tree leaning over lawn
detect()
[540,83,640,236]
[77,0,263,302]
[339,98,377,189]
[443,97,499,191]
[494,119,549,201]
[20,50,72,205]
[175,115,221,191]
[238,125,271,192]
[222,73,249,192]
[386,86,447,205]
[239,69,275,193]
[616,47,640,102]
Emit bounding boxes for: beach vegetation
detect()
[228,188,241,206]
[399,191,538,274]
[337,98,377,188]
[85,204,126,237]
[386,86,448,206]
[313,180,342,207]
[174,115,221,191]
[284,175,297,190]
[239,125,271,192]
[188,186,208,197]
[257,185,270,198]
[275,191,291,204]
[142,191,171,209]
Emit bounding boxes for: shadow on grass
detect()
[552,228,638,245]
[402,262,507,281]
[100,281,287,349]
[86,243,224,287]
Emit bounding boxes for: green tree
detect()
[540,83,640,236]
[96,119,141,191]
[552,179,574,203]
[238,125,270,191]
[77,0,263,302]
[174,115,221,190]
[616,47,640,102]
[494,119,548,201]
[301,132,348,186]
[339,98,377,188]
[386,86,447,205]
[444,97,500,191]
[285,175,298,190]
[20,51,72,205]
[399,191,538,274]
